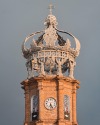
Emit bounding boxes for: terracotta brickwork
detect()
[21,76,80,125]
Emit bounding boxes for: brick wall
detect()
[21,77,80,125]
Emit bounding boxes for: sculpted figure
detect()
[38,59,45,76]
[26,59,32,78]
[32,57,39,70]
[68,60,76,79]
[56,58,63,76]
[45,57,55,74]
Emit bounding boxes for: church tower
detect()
[21,5,81,125]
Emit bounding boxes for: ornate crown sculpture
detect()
[22,5,81,79]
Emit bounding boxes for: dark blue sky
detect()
[0,0,100,125]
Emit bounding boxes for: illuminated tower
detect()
[21,4,81,125]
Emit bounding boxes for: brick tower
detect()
[21,4,81,125]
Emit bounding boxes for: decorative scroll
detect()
[64,95,70,120]
[31,95,39,121]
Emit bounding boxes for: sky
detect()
[0,0,100,125]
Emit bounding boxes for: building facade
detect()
[21,5,81,125]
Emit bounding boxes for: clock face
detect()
[45,97,57,110]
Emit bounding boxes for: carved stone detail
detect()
[22,11,81,79]
[43,25,58,47]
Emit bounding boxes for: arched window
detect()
[64,95,70,120]
[31,95,38,121]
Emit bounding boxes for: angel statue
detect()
[56,58,63,76]
[38,58,45,76]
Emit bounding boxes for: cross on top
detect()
[48,4,54,15]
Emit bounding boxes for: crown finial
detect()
[48,4,54,15]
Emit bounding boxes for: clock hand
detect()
[50,103,53,108]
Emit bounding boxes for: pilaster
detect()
[72,82,79,125]
[24,81,31,125]
[38,80,44,122]
[57,79,65,125]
